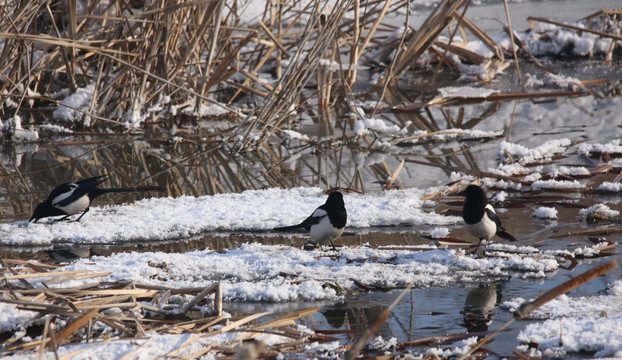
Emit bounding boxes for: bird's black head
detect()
[325,190,344,206]
[29,202,49,223]
[29,200,64,223]
[457,185,488,221]
[458,185,487,201]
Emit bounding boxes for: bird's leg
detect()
[473,239,486,256]
[56,214,73,222]
[74,207,90,222]
[328,239,337,251]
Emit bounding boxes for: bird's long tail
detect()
[497,230,518,242]
[273,223,307,232]
[91,186,162,198]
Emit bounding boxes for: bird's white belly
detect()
[464,215,496,241]
[310,216,343,244]
[55,195,89,215]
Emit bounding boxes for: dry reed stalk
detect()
[196,0,227,111]
[202,312,271,339]
[452,10,504,61]
[424,90,585,107]
[42,272,111,285]
[503,0,521,83]
[227,5,306,104]
[388,0,467,82]
[548,227,622,239]
[527,16,622,41]
[56,339,112,360]
[384,159,405,189]
[348,0,361,86]
[390,129,471,144]
[346,0,393,86]
[430,0,471,85]
[53,308,100,344]
[233,0,354,152]
[180,282,220,313]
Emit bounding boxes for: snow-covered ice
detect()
[579,203,620,218]
[533,207,558,219]
[499,139,571,165]
[577,139,622,156]
[438,86,498,99]
[1,187,458,246]
[505,279,622,358]
[11,243,568,303]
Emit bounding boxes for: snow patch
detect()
[533,207,558,219]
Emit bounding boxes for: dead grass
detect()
[7,0,615,144]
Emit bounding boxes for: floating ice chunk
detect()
[533,207,558,219]
[499,138,571,164]
[0,187,459,246]
[354,118,404,136]
[531,179,583,190]
[426,337,479,357]
[40,124,73,134]
[579,204,620,218]
[429,227,450,238]
[461,129,504,140]
[577,139,622,156]
[282,130,310,141]
[548,166,590,178]
[597,182,622,193]
[493,191,508,202]
[367,336,398,351]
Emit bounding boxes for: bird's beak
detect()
[457,190,467,197]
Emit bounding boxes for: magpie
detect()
[273,191,347,250]
[457,185,517,254]
[30,175,160,223]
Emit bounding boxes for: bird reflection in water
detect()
[461,284,501,333]
[320,302,386,340]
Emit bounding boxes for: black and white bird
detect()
[457,185,517,254]
[273,191,347,250]
[30,175,160,223]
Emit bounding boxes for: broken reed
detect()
[514,259,619,319]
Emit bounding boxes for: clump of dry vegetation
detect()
[0,0,534,144]
[0,256,618,358]
[1,1,620,150]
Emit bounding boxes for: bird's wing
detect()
[486,205,518,242]
[52,183,93,207]
[48,183,79,207]
[53,176,108,207]
[302,207,327,227]
[273,206,327,232]
[484,205,502,227]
